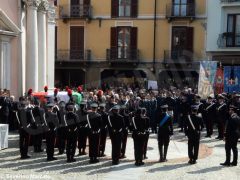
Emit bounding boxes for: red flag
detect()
[214,68,224,94]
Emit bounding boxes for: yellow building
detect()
[55,0,207,89]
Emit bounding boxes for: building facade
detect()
[55,0,207,89]
[0,0,56,98]
[206,0,240,66]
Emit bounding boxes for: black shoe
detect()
[143,156,148,160]
[21,155,31,159]
[231,162,237,166]
[188,159,193,164]
[205,135,211,138]
[100,154,106,157]
[47,157,57,161]
[215,136,220,139]
[112,161,119,165]
[58,152,64,155]
[192,160,197,164]
[120,155,126,159]
[159,158,165,163]
[220,162,230,166]
[139,161,145,166]
[179,129,183,132]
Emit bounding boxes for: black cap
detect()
[99,103,106,108]
[195,94,201,99]
[120,105,127,109]
[112,105,120,110]
[218,94,225,99]
[191,105,199,110]
[161,104,168,109]
[90,103,98,108]
[229,104,238,111]
[47,103,54,108]
[80,100,87,105]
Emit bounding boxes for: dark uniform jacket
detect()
[184,114,204,137]
[157,112,173,136]
[66,112,79,132]
[107,113,125,134]
[225,113,240,138]
[87,112,102,133]
[132,115,150,134]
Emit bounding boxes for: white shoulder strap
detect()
[43,113,47,126]
[86,114,91,129]
[15,112,21,125]
[63,115,67,126]
[30,109,36,122]
[188,115,196,130]
[108,115,112,127]
[132,117,137,130]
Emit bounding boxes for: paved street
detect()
[0,129,239,180]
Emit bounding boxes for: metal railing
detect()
[59,5,92,19]
[217,33,240,48]
[106,48,140,62]
[221,0,240,3]
[163,50,193,63]
[166,3,195,18]
[55,49,91,61]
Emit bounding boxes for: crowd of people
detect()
[0,85,240,167]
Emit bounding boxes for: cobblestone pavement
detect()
[0,129,239,180]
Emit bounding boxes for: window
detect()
[119,0,131,17]
[110,27,138,60]
[54,0,57,6]
[172,0,194,17]
[117,27,130,58]
[226,14,240,47]
[111,0,138,18]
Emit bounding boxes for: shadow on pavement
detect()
[187,166,224,174]
[147,162,188,172]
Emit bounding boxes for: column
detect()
[0,41,3,89]
[47,1,56,89]
[26,0,40,92]
[38,0,48,91]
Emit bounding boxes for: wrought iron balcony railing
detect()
[221,0,240,3]
[217,33,240,48]
[106,48,140,63]
[59,5,92,19]
[55,49,91,61]
[163,50,193,63]
[166,3,195,20]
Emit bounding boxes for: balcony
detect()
[166,3,195,22]
[59,5,92,21]
[217,33,240,48]
[55,49,91,62]
[220,0,240,6]
[163,50,193,63]
[106,48,140,64]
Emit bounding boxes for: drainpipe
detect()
[153,0,157,74]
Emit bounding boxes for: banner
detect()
[214,68,224,94]
[198,61,217,99]
[224,66,240,93]
[148,80,158,90]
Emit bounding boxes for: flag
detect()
[198,61,217,99]
[224,66,240,93]
[214,67,224,94]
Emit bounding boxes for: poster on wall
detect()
[148,80,158,90]
[198,61,217,99]
[224,66,240,93]
[214,67,224,94]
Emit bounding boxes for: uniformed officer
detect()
[156,105,173,162]
[132,108,149,166]
[203,95,216,138]
[18,98,31,159]
[120,105,130,159]
[142,108,150,159]
[76,101,89,155]
[216,94,228,140]
[56,101,67,154]
[45,103,59,161]
[220,105,240,166]
[87,103,102,163]
[108,105,125,165]
[185,105,204,164]
[98,103,108,157]
[65,104,79,163]
[32,99,45,153]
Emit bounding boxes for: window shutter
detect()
[111,27,118,59]
[130,27,138,60]
[130,27,138,49]
[131,0,138,18]
[111,0,118,18]
[84,0,90,5]
[186,27,193,52]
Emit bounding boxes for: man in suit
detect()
[220,105,240,166]
[185,105,204,164]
